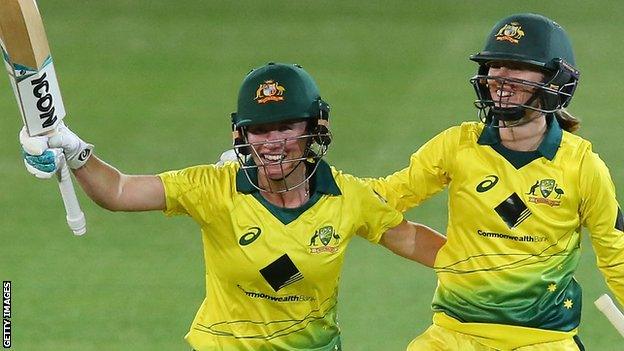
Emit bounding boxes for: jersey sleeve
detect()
[579,147,624,306]
[369,126,458,212]
[158,165,221,223]
[355,182,404,244]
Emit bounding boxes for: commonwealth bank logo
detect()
[494,192,532,229]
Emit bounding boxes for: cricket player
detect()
[370,13,624,350]
[19,62,445,350]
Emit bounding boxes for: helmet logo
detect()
[495,22,525,44]
[255,80,286,104]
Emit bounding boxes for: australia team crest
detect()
[495,22,525,44]
[309,226,341,254]
[526,178,564,207]
[255,80,285,104]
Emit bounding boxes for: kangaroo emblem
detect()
[526,181,539,195]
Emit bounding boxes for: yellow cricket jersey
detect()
[371,117,624,350]
[159,160,403,351]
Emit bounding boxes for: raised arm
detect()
[74,156,165,211]
[20,123,166,212]
[379,220,446,267]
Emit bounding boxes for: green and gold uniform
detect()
[372,117,624,349]
[159,160,403,351]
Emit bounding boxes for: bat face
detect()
[0,0,65,137]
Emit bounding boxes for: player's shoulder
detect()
[457,121,486,142]
[561,130,591,149]
[559,130,594,160]
[329,166,357,185]
[160,161,239,186]
[426,122,482,141]
[329,166,377,196]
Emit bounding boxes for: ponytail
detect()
[555,109,580,133]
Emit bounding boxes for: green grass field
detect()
[1,1,623,349]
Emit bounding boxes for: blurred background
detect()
[1,0,623,349]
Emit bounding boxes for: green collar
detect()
[235,159,341,195]
[235,159,341,225]
[477,114,562,167]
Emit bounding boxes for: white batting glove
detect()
[20,123,93,177]
[47,123,94,169]
[216,149,238,166]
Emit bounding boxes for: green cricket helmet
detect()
[469,13,580,125]
[232,62,330,128]
[230,62,331,193]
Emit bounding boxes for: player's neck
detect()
[259,169,310,208]
[498,113,548,152]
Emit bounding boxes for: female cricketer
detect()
[370,13,624,350]
[19,62,445,350]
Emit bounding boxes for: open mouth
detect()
[262,154,286,164]
[496,89,515,98]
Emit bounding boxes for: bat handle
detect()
[595,294,624,338]
[56,153,86,235]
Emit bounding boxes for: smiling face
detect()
[486,61,546,109]
[245,119,309,182]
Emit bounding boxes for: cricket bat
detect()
[595,294,624,338]
[0,0,86,235]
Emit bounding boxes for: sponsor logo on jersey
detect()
[495,22,525,44]
[494,192,532,228]
[255,80,285,104]
[526,179,564,207]
[477,229,547,243]
[237,285,314,302]
[309,225,341,254]
[476,175,499,193]
[259,254,303,292]
[239,227,262,246]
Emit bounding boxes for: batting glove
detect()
[20,123,94,176]
[47,123,94,169]
[22,148,64,179]
[216,149,237,166]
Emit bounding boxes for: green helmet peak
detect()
[470,13,576,70]
[232,62,327,128]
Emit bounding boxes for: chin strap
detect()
[489,111,549,129]
[490,92,541,122]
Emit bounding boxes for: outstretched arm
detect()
[20,124,166,212]
[74,156,165,212]
[379,220,446,267]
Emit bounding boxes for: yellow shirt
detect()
[371,119,624,349]
[159,160,403,351]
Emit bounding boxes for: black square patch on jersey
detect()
[495,193,532,229]
[260,254,304,292]
[616,206,624,232]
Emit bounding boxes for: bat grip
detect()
[56,154,86,235]
[595,294,624,338]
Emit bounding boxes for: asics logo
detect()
[476,175,499,193]
[239,227,262,246]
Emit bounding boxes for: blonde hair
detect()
[555,109,580,133]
